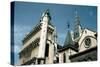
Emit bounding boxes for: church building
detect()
[19,9,58,65]
[58,10,97,63]
[19,9,97,65]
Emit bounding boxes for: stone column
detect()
[48,41,54,64]
[35,59,38,64]
[40,60,45,64]
[65,50,71,63]
[59,53,63,63]
[38,20,48,58]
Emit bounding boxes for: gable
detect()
[78,29,97,52]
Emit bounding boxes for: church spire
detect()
[74,9,82,41]
[75,10,80,25]
[64,22,74,46]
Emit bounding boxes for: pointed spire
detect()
[75,9,80,25]
[64,21,74,46]
[64,30,74,46]
[74,9,82,40]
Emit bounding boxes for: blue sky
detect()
[12,1,97,65]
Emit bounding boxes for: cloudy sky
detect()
[11,1,97,65]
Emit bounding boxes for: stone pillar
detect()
[35,59,38,64]
[40,60,45,64]
[38,20,48,58]
[48,41,54,64]
[59,53,63,63]
[65,50,71,63]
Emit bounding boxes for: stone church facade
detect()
[19,9,97,65]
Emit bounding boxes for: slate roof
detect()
[58,30,79,52]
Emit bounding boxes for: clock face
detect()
[84,38,91,48]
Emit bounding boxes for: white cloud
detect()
[14,44,20,54]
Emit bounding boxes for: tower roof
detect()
[61,22,79,52]
[41,9,51,21]
[64,30,74,47]
[64,22,74,46]
[58,30,79,52]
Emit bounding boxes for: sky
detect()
[12,1,97,65]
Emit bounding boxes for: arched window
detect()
[63,53,66,63]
